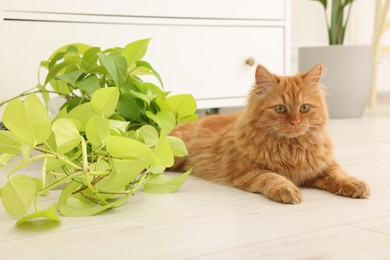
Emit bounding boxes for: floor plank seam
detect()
[347,224,390,237]
[187,224,349,259]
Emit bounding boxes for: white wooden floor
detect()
[1,102,390,260]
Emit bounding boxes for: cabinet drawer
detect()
[3,21,285,108]
[3,0,286,20]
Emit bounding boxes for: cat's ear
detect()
[303,63,323,86]
[255,64,278,89]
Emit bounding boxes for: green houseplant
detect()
[0,39,197,224]
[299,0,373,118]
[314,0,355,45]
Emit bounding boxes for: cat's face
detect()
[247,64,328,138]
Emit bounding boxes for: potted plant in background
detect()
[299,0,373,118]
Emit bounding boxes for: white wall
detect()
[291,0,390,92]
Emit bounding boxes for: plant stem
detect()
[0,90,57,108]
[113,172,149,208]
[34,146,83,170]
[37,170,84,196]
[6,154,56,179]
[41,158,48,190]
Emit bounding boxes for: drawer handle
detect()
[245,57,256,66]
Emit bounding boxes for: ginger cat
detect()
[170,64,370,204]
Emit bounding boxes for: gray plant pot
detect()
[299,45,373,118]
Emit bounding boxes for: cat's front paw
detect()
[271,186,302,204]
[336,177,370,199]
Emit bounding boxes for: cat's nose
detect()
[289,120,301,129]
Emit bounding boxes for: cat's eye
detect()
[299,104,310,113]
[275,105,287,114]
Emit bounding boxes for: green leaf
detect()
[76,74,100,95]
[132,60,164,88]
[82,46,101,70]
[122,38,151,69]
[138,125,159,147]
[108,119,130,135]
[166,94,198,123]
[3,94,52,146]
[97,158,148,196]
[116,93,144,122]
[16,203,60,225]
[67,102,99,131]
[47,43,91,63]
[52,118,82,154]
[85,116,110,147]
[37,84,50,106]
[143,169,191,194]
[56,69,84,86]
[97,53,127,87]
[59,196,117,217]
[1,174,36,216]
[167,136,188,157]
[21,143,32,159]
[146,110,176,135]
[153,134,174,167]
[45,61,78,86]
[57,182,116,217]
[129,90,157,105]
[90,87,120,117]
[0,130,21,155]
[0,153,14,166]
[312,0,327,10]
[106,135,159,166]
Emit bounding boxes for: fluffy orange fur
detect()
[170,64,370,204]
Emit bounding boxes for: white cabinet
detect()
[0,0,290,109]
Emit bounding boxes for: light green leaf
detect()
[85,116,110,147]
[52,118,82,154]
[132,60,164,88]
[57,182,116,217]
[0,130,21,155]
[153,134,174,167]
[16,203,60,225]
[21,143,32,159]
[97,158,148,196]
[146,110,176,135]
[106,135,159,165]
[143,169,191,194]
[0,153,14,166]
[97,53,127,87]
[81,46,101,70]
[122,38,151,69]
[1,174,36,216]
[129,90,157,105]
[59,196,117,217]
[47,43,91,63]
[108,119,130,135]
[138,125,159,147]
[167,136,188,157]
[166,94,198,123]
[67,102,99,131]
[37,84,50,107]
[3,94,51,146]
[90,87,120,117]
